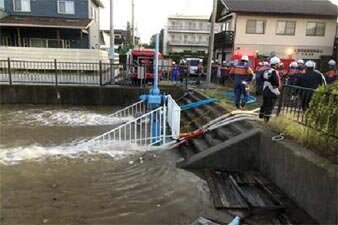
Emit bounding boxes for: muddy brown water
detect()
[0,105,229,225]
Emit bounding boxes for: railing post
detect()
[7,58,12,85]
[276,85,285,116]
[54,59,58,86]
[99,60,103,86]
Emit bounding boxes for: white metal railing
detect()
[167,95,181,139]
[82,106,167,148]
[80,95,181,148]
[108,100,146,118]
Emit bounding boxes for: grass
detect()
[267,115,337,164]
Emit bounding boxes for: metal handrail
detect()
[82,106,166,147]
[108,100,146,118]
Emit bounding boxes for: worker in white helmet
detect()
[259,56,281,122]
[287,62,298,85]
[296,59,306,75]
[325,60,337,84]
[229,55,255,109]
[296,60,326,110]
[255,61,268,95]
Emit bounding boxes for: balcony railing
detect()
[169,40,208,46]
[168,26,220,33]
[214,31,234,49]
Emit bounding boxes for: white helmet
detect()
[297,59,305,64]
[172,62,176,65]
[263,61,269,66]
[270,57,281,65]
[305,60,315,68]
[223,61,227,64]
[199,59,203,63]
[290,62,298,68]
[328,60,336,66]
[241,55,249,62]
[211,60,214,64]
[258,62,263,66]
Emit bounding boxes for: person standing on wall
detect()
[259,57,281,122]
[325,60,337,84]
[229,55,255,110]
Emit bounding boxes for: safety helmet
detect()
[305,60,315,68]
[258,62,263,66]
[290,62,298,68]
[328,60,336,66]
[270,57,281,65]
[263,61,269,66]
[211,60,214,64]
[297,59,305,64]
[241,55,249,62]
[172,62,176,65]
[199,59,203,63]
[223,61,227,64]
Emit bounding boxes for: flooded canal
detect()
[0,105,228,225]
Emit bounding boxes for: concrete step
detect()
[191,138,210,153]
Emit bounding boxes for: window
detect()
[14,0,31,12]
[58,0,75,14]
[276,21,296,35]
[246,20,265,34]
[306,22,326,36]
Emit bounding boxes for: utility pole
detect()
[132,0,135,47]
[207,0,217,84]
[109,0,115,84]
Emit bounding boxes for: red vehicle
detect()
[127,49,163,85]
[231,50,293,69]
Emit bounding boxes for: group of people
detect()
[228,55,337,122]
[171,59,204,83]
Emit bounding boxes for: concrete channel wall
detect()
[0,85,184,106]
[257,131,338,225]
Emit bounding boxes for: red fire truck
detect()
[231,50,293,69]
[126,49,163,85]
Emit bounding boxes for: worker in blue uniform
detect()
[229,55,255,109]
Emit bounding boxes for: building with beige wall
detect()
[163,15,221,55]
[214,0,338,63]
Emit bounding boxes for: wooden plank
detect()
[204,169,223,209]
[221,172,249,209]
[254,176,285,209]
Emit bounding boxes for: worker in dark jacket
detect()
[259,57,281,122]
[295,60,326,110]
[229,55,255,109]
[325,60,337,84]
[286,62,298,85]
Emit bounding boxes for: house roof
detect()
[92,0,104,8]
[218,0,338,19]
[0,16,93,29]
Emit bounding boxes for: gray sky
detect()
[100,0,213,43]
[100,0,338,43]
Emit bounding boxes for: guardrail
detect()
[277,85,338,138]
[0,58,120,86]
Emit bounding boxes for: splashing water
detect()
[0,141,148,165]
[1,107,133,127]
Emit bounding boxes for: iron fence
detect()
[0,59,211,87]
[277,85,338,138]
[0,58,122,86]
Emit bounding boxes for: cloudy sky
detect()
[100,0,338,43]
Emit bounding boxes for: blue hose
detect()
[224,92,256,104]
[181,99,218,111]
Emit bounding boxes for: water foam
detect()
[0,142,147,165]
[5,108,133,127]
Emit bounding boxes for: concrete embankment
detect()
[176,91,337,225]
[0,85,184,106]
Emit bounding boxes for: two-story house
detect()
[0,0,103,49]
[163,15,221,55]
[214,0,338,63]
